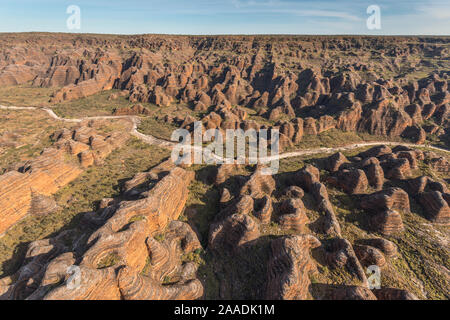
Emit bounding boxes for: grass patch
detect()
[137,117,180,141]
[387,210,450,300]
[0,85,54,107]
[97,252,120,269]
[52,90,143,118]
[0,109,72,173]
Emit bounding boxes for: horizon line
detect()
[1,31,450,37]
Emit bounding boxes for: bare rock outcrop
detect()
[0,126,127,234]
[380,158,411,180]
[265,235,321,300]
[324,238,368,286]
[240,167,276,199]
[336,169,368,194]
[209,213,260,253]
[215,164,240,186]
[283,186,305,199]
[326,152,349,172]
[295,165,320,192]
[319,285,377,300]
[278,198,309,232]
[363,162,384,190]
[353,245,386,268]
[29,193,59,216]
[359,145,392,159]
[361,238,398,258]
[370,210,404,236]
[361,188,410,213]
[372,288,418,300]
[1,167,199,300]
[117,266,203,300]
[310,182,342,237]
[429,157,450,173]
[418,191,450,224]
[254,196,273,224]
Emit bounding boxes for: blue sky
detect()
[0,0,449,35]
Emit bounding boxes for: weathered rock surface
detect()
[295,165,320,192]
[381,158,411,180]
[336,169,368,194]
[370,210,405,236]
[359,146,392,159]
[310,182,342,237]
[283,186,305,199]
[266,235,321,300]
[361,188,410,213]
[318,285,377,300]
[0,34,448,150]
[240,167,276,199]
[324,238,368,286]
[1,167,201,300]
[363,162,384,190]
[278,198,309,232]
[372,288,418,300]
[254,196,273,224]
[418,191,450,224]
[360,238,398,258]
[209,213,260,252]
[326,152,349,172]
[0,126,127,234]
[354,245,386,268]
[1,34,449,301]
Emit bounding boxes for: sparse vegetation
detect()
[97,252,121,269]
[0,109,71,173]
[0,139,169,277]
[137,116,179,141]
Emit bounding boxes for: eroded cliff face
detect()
[0,34,448,148]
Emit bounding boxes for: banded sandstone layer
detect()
[0,125,128,235]
[1,144,448,300]
[0,33,448,149]
[0,33,448,300]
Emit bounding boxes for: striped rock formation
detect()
[324,238,368,287]
[360,238,398,258]
[254,195,273,224]
[418,191,450,224]
[266,235,321,300]
[361,187,410,213]
[0,126,127,235]
[336,169,368,194]
[372,288,418,300]
[362,161,385,191]
[353,245,387,268]
[325,152,349,172]
[0,167,201,300]
[278,198,309,232]
[370,210,405,236]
